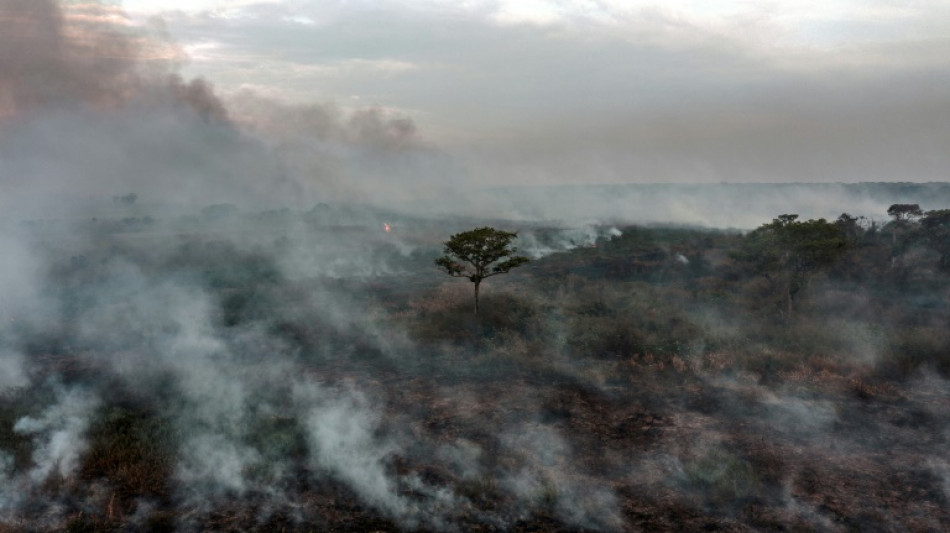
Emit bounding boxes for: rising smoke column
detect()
[0,0,301,215]
[0,0,228,119]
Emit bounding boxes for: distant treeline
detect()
[479,182,950,227]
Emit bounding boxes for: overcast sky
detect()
[0,0,943,200]
[111,0,950,185]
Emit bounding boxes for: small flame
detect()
[383,223,391,233]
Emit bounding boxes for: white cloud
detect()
[122,0,288,19]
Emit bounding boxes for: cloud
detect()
[127,0,950,187]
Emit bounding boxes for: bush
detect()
[564,282,701,362]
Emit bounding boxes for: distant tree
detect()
[735,214,848,321]
[834,213,863,245]
[887,204,923,222]
[435,227,529,314]
[887,204,923,245]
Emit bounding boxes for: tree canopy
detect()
[435,227,529,314]
[887,204,923,222]
[735,214,849,320]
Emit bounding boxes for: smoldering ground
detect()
[6,204,950,531]
[0,211,638,531]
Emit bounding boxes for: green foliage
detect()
[733,214,849,319]
[887,203,923,222]
[435,227,529,281]
[564,281,702,361]
[739,214,849,278]
[435,227,529,314]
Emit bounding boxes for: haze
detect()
[120,0,950,185]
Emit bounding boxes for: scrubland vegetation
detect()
[1,203,949,531]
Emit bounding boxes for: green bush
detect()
[564,282,701,361]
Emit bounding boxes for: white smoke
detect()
[0,349,29,392]
[14,386,101,483]
[295,383,408,517]
[520,225,622,259]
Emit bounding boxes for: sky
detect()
[1,0,949,212]
[109,0,950,185]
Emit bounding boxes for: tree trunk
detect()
[474,280,481,315]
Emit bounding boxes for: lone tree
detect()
[435,227,529,314]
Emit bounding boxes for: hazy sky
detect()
[110,0,950,185]
[1,0,946,198]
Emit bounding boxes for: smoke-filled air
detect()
[1,0,949,531]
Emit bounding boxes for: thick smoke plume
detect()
[0,0,220,119]
[0,0,455,221]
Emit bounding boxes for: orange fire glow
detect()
[383,223,391,233]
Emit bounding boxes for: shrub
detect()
[564,282,701,362]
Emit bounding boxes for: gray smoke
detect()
[13,385,101,483]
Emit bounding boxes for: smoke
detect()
[0,231,464,528]
[470,182,950,229]
[0,0,136,115]
[0,0,216,118]
[3,2,938,228]
[3,1,949,531]
[224,91,463,210]
[14,385,101,483]
[0,0,460,221]
[295,383,410,518]
[519,225,622,259]
[500,424,623,530]
[0,349,28,392]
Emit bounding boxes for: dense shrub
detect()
[563,282,701,361]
